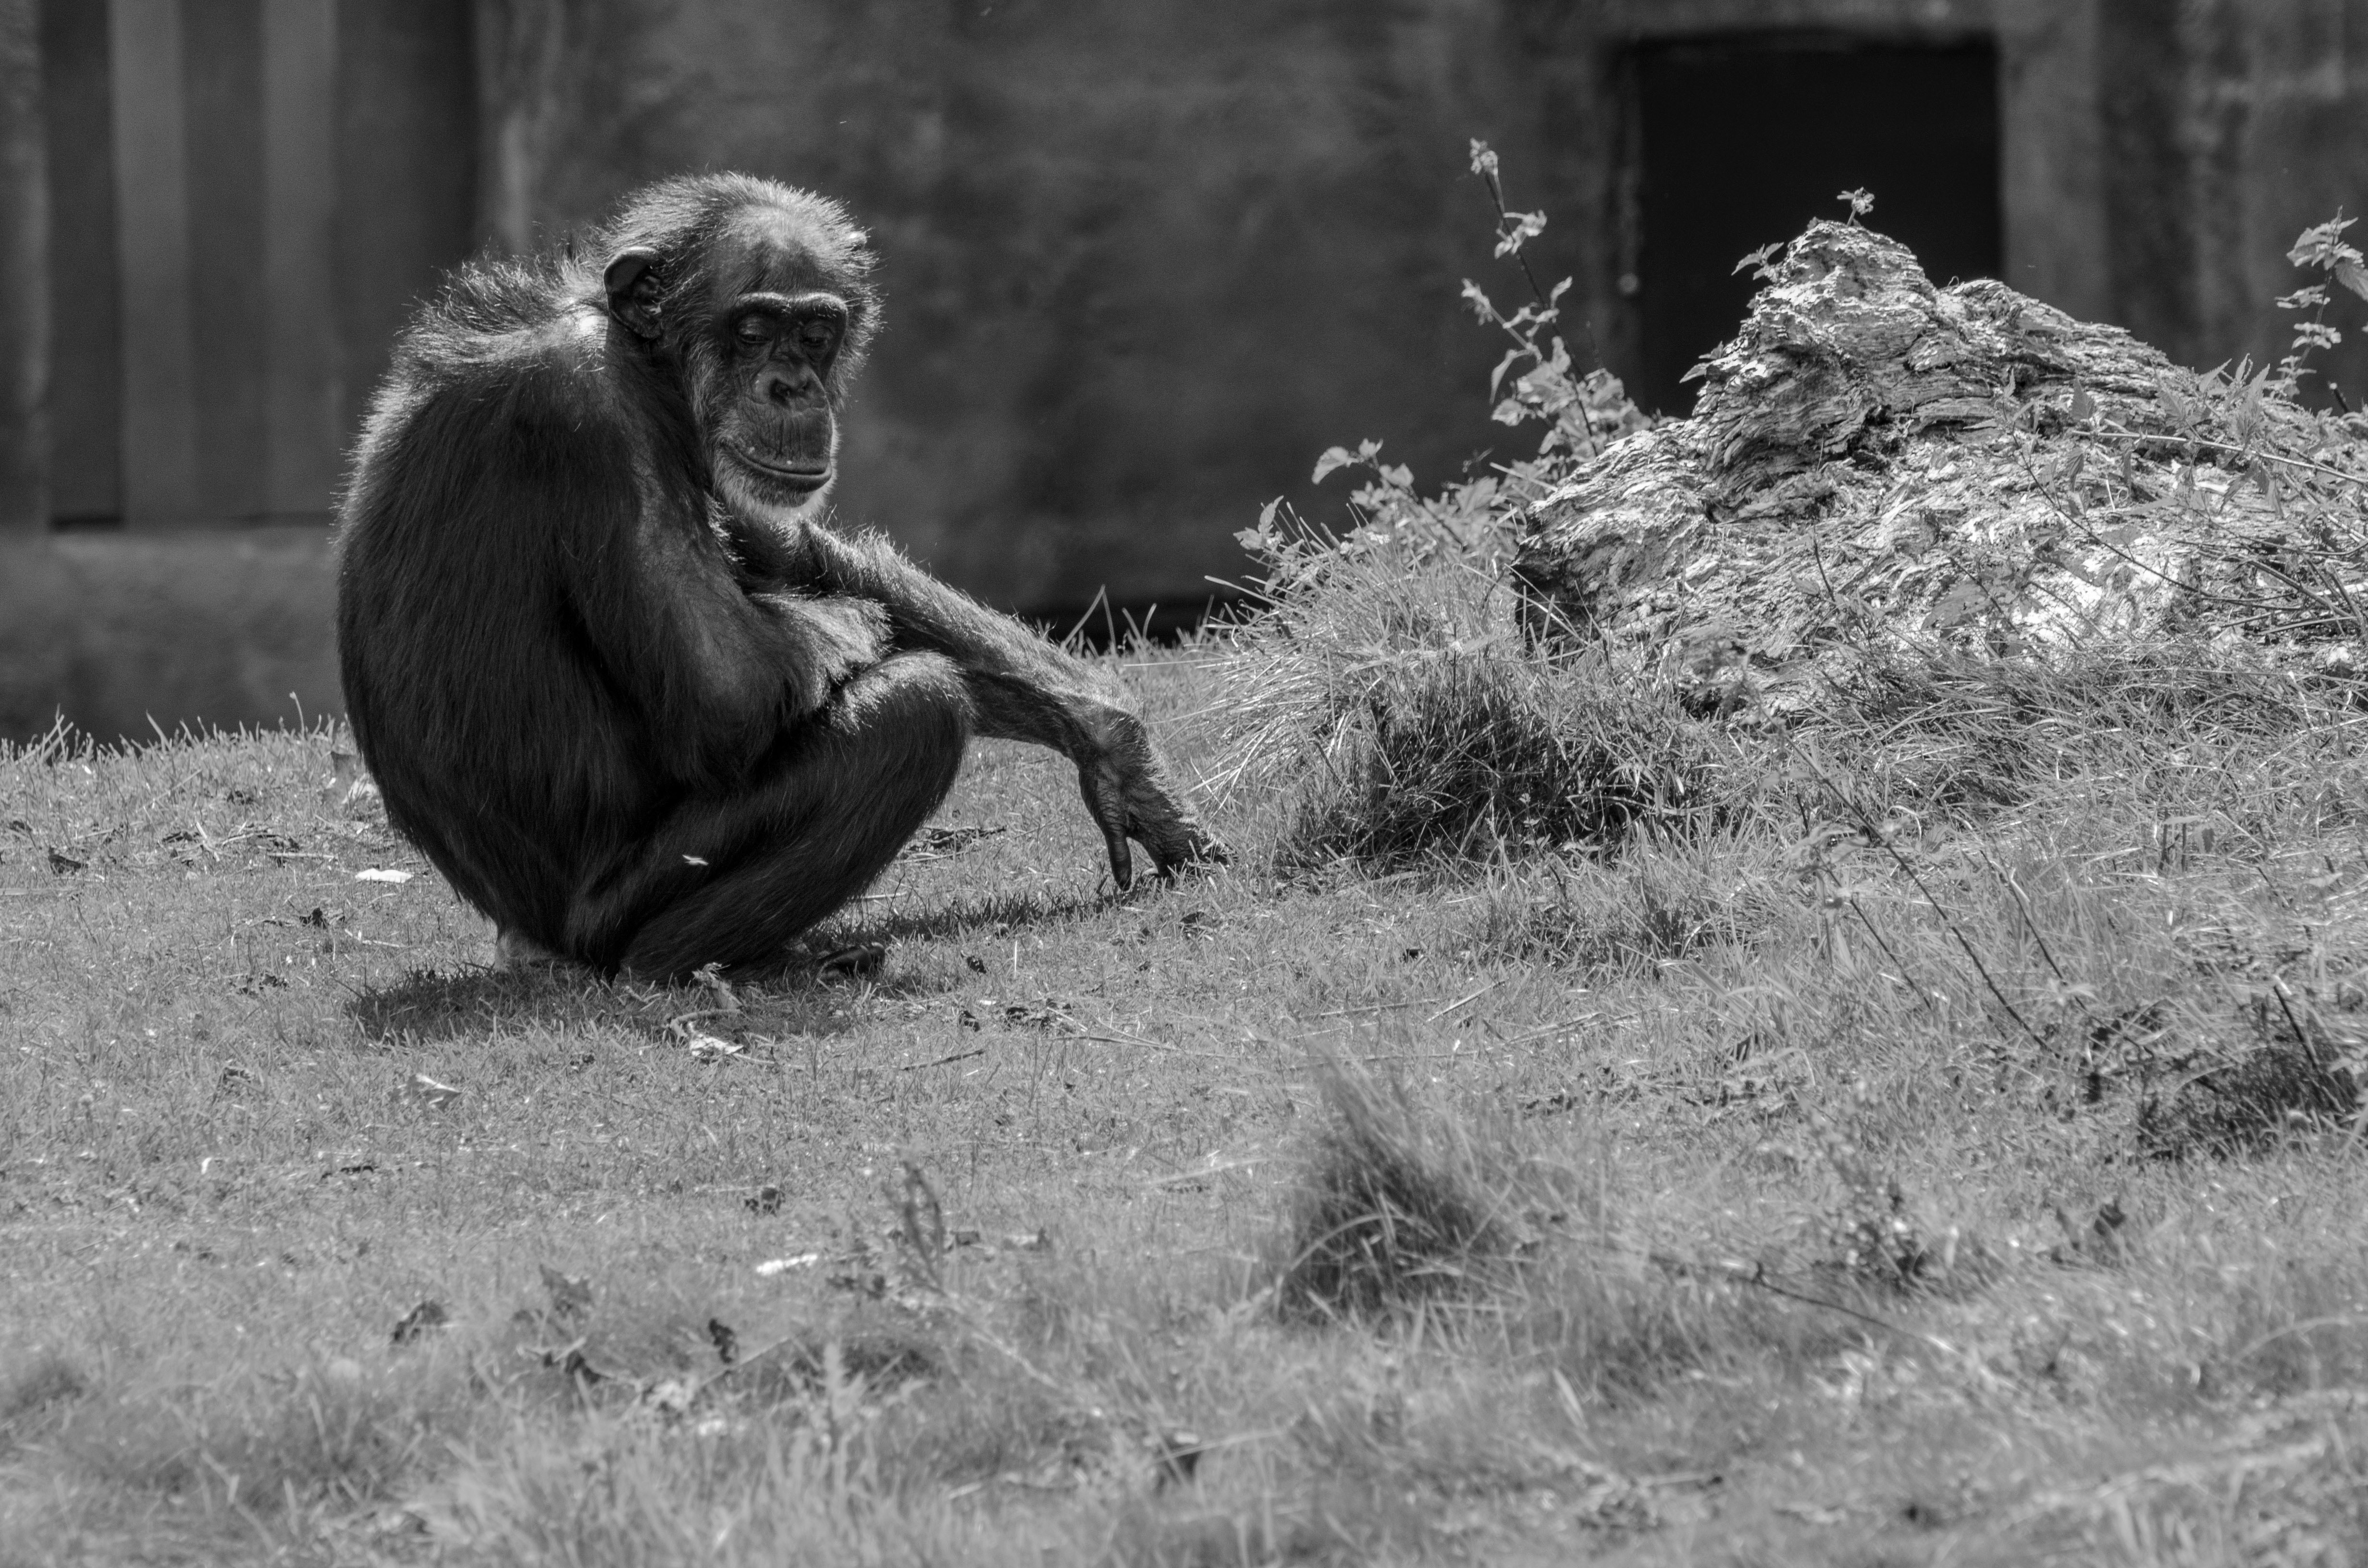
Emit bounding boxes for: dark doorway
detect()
[1628,34,2002,416]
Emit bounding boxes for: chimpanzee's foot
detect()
[495,927,573,969]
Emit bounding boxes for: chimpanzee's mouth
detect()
[731,449,833,493]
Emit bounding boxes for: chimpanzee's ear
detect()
[603,248,663,340]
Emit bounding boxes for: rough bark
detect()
[1515,220,2368,718]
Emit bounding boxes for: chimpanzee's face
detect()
[606,202,872,523]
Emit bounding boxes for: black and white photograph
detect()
[4,2,2368,1561]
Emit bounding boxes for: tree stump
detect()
[1513,220,2368,718]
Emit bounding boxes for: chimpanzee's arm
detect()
[448,360,881,788]
[728,511,1222,884]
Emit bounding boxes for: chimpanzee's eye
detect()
[733,317,771,346]
[797,318,839,353]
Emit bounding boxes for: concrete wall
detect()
[477,0,1529,611]
[9,0,2368,741]
[0,527,338,742]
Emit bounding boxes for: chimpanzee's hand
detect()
[1070,699,1226,890]
[761,592,889,699]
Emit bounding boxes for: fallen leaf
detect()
[391,1300,450,1345]
[754,1252,822,1277]
[354,868,412,883]
[404,1073,461,1110]
[644,1376,697,1417]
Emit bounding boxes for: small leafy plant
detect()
[2273,211,2368,401]
[1220,147,1682,867]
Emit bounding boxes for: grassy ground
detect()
[7,628,2368,1566]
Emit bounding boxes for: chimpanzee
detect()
[336,173,1222,980]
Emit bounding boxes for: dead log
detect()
[1514,220,2368,717]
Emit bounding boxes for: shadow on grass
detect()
[344,886,1118,1044]
[345,966,630,1045]
[815,884,1130,949]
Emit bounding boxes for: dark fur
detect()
[337,174,1218,980]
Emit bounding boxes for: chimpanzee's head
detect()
[598,174,881,522]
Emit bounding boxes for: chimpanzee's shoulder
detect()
[391,257,618,390]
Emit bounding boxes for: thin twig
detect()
[1642,1248,1959,1356]
[898,1047,986,1072]
[2085,424,2368,488]
[1974,848,2071,987]
[1424,979,1504,1025]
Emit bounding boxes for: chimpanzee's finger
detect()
[1078,762,1134,890]
[1103,815,1135,890]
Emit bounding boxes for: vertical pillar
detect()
[0,0,47,532]
[181,0,267,521]
[42,0,120,525]
[262,0,339,522]
[108,0,200,525]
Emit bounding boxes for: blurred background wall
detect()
[2,0,2367,739]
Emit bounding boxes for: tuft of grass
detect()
[0,1354,88,1446]
[1452,837,1790,971]
[1214,501,1735,873]
[1281,653,1724,870]
[1272,1065,1540,1323]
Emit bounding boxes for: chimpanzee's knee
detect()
[826,652,974,795]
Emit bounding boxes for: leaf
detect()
[1732,242,1781,276]
[2069,387,2096,422]
[1493,209,1547,258]
[2335,258,2368,302]
[1310,446,1358,485]
[691,961,741,1011]
[1489,345,1527,400]
[2288,212,2359,267]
